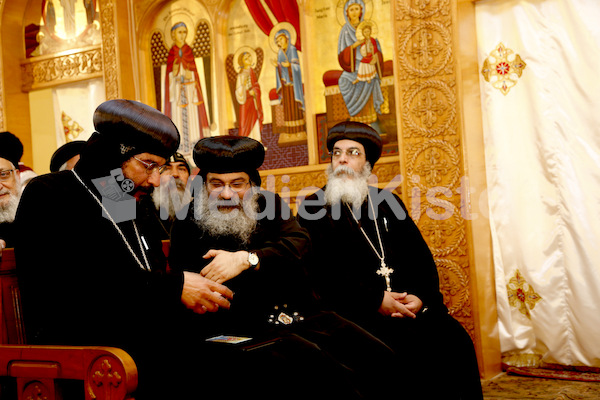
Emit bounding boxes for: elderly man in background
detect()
[150,151,191,238]
[0,131,23,249]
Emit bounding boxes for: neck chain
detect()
[72,170,151,271]
[346,194,394,291]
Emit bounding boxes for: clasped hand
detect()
[378,291,423,319]
[200,249,250,284]
[181,271,233,315]
[181,250,249,315]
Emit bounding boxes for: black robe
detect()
[15,169,186,399]
[0,221,16,248]
[169,191,400,399]
[169,191,313,335]
[297,186,484,400]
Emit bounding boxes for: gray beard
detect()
[194,185,258,244]
[152,177,189,219]
[0,189,20,224]
[324,163,371,209]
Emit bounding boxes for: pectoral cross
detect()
[377,261,394,292]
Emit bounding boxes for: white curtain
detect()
[53,78,106,147]
[476,0,600,367]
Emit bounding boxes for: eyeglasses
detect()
[133,157,168,175]
[206,180,250,193]
[0,169,16,182]
[329,148,363,158]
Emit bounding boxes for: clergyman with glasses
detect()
[296,120,484,399]
[0,131,24,249]
[15,100,233,399]
[168,135,400,399]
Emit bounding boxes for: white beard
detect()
[0,188,21,224]
[152,177,189,219]
[194,185,258,244]
[324,163,372,209]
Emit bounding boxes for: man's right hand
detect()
[181,271,234,314]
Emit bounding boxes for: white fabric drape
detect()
[476,0,600,367]
[53,78,106,147]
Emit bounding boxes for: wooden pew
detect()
[0,248,138,400]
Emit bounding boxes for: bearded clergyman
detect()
[168,135,401,399]
[149,151,192,238]
[297,121,484,400]
[0,131,23,249]
[15,100,233,399]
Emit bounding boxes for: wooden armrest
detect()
[0,345,137,400]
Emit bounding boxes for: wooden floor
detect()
[482,373,600,399]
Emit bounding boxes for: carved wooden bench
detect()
[0,248,138,400]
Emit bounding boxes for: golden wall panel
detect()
[393,0,476,343]
[99,0,119,100]
[20,47,103,92]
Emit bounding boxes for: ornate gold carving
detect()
[406,138,461,190]
[394,0,473,338]
[262,170,326,194]
[403,79,456,137]
[397,21,453,78]
[436,257,471,317]
[396,0,451,20]
[20,47,103,91]
[419,211,466,257]
[99,0,119,100]
[372,161,402,188]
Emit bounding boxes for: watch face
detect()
[249,252,259,266]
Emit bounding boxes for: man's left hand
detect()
[201,249,250,284]
[393,293,423,318]
[379,291,423,319]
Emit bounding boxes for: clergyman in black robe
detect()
[15,100,233,399]
[297,121,484,400]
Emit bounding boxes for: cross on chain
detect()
[377,261,394,292]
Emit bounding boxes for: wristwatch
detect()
[248,252,260,269]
